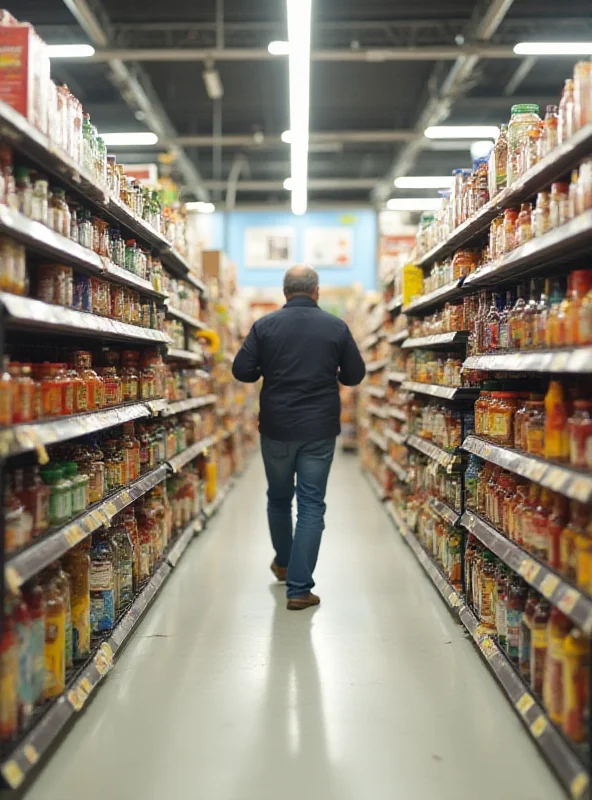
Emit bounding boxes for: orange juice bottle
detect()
[544,381,569,461]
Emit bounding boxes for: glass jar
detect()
[62,461,89,515]
[542,105,559,156]
[568,399,592,469]
[101,366,122,407]
[489,391,521,447]
[48,188,71,238]
[31,179,49,224]
[507,104,541,185]
[549,182,570,230]
[502,209,519,254]
[533,192,551,237]
[488,124,508,199]
[516,202,533,247]
[40,465,72,525]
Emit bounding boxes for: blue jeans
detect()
[261,436,336,599]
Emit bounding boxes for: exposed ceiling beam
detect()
[503,56,538,96]
[61,0,210,202]
[87,44,518,63]
[173,130,415,147]
[203,179,378,191]
[374,0,516,203]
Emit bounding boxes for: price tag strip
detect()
[460,510,592,633]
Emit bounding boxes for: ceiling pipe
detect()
[87,44,518,63]
[374,0,516,202]
[173,130,415,147]
[202,178,378,191]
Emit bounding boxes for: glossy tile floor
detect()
[22,451,563,800]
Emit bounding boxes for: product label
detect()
[90,591,115,634]
[489,412,511,440]
[90,562,113,592]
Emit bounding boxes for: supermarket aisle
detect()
[22,451,562,800]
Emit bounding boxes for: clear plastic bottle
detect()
[507,104,541,185]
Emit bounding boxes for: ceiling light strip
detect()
[287,0,312,216]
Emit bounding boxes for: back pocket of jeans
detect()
[263,438,289,459]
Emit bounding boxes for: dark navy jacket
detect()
[232,295,366,441]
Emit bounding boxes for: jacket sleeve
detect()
[338,324,366,386]
[232,323,262,383]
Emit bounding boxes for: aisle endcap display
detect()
[461,510,592,634]
[463,348,592,374]
[462,435,592,504]
[402,380,479,402]
[463,209,592,289]
[402,331,469,350]
[5,465,169,592]
[0,293,170,344]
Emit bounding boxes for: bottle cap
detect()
[511,104,540,115]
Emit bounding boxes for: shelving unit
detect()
[0,91,254,792]
[363,115,592,800]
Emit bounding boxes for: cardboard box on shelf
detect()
[0,19,50,133]
[202,250,237,303]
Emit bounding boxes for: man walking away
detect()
[232,266,366,610]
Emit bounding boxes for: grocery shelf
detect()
[429,497,461,526]
[0,559,172,790]
[463,210,592,289]
[363,469,387,501]
[458,605,589,800]
[416,123,592,269]
[462,435,592,504]
[463,347,592,374]
[0,99,108,204]
[166,348,204,363]
[406,433,462,470]
[385,428,407,446]
[159,394,218,417]
[368,405,389,420]
[0,293,170,344]
[4,465,168,592]
[107,196,169,250]
[390,407,408,423]
[402,279,464,316]
[402,380,479,402]
[402,331,469,350]
[204,478,235,518]
[101,262,166,300]
[364,386,387,399]
[384,455,408,482]
[184,272,207,294]
[366,359,389,373]
[387,294,403,313]
[167,434,218,473]
[461,510,592,634]
[362,333,381,350]
[368,430,388,451]
[385,501,463,611]
[166,306,208,330]
[0,402,151,458]
[166,518,200,568]
[387,370,407,383]
[387,329,409,345]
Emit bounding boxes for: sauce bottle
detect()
[90,530,116,635]
[530,598,550,696]
[495,565,509,652]
[519,590,538,682]
[560,501,588,581]
[531,488,551,561]
[13,594,34,731]
[548,493,568,570]
[562,627,589,742]
[23,582,46,708]
[42,573,66,700]
[506,576,528,666]
[543,609,573,724]
[0,602,18,742]
[63,541,91,662]
[566,270,592,345]
[544,380,569,462]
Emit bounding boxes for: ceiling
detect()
[13,0,592,209]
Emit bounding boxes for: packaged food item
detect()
[544,381,569,461]
[63,542,91,661]
[507,104,541,185]
[530,598,550,696]
[90,530,116,635]
[42,573,66,700]
[0,603,18,742]
[562,627,589,742]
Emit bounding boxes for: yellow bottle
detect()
[63,542,91,662]
[42,575,66,700]
[544,380,569,461]
[205,461,217,504]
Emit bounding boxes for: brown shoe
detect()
[270,561,288,582]
[287,593,320,611]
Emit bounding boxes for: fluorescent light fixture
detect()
[425,125,500,140]
[100,132,159,146]
[203,67,224,100]
[514,42,592,55]
[386,198,442,212]
[47,44,95,58]
[287,0,312,216]
[283,178,293,190]
[268,40,290,55]
[394,176,453,189]
[185,202,216,213]
[471,140,495,161]
[281,130,292,144]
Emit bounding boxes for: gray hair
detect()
[283,265,319,297]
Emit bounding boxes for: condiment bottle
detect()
[544,380,569,462]
[532,191,551,238]
[62,541,91,662]
[530,598,550,696]
[23,582,46,708]
[566,269,592,345]
[516,202,533,246]
[506,576,528,666]
[0,602,18,741]
[541,104,559,155]
[543,609,573,725]
[90,530,116,634]
[0,356,13,426]
[532,488,551,562]
[548,493,568,570]
[42,573,66,700]
[568,399,592,469]
[558,78,575,143]
[561,627,589,742]
[560,502,588,581]
[519,590,538,682]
